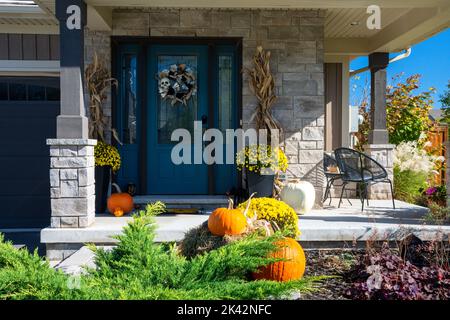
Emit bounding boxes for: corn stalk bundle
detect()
[85,53,118,142]
[245,46,285,198]
[245,46,283,143]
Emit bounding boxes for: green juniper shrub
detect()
[0,202,326,300]
[0,234,77,300]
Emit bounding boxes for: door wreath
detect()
[158,64,197,106]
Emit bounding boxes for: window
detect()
[122,54,137,144]
[28,85,46,101]
[156,55,198,144]
[0,78,60,102]
[218,55,233,133]
[9,83,27,101]
[0,83,7,100]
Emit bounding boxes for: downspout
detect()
[349,47,412,77]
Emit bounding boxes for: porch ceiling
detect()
[0,0,57,33]
[17,0,450,55]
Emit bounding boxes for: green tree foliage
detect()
[439,81,450,135]
[356,74,434,147]
[386,74,434,145]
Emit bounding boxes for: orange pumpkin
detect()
[208,198,247,236]
[253,237,306,282]
[107,184,134,217]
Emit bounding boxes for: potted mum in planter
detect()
[236,144,287,197]
[94,141,121,213]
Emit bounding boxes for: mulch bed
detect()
[299,249,365,300]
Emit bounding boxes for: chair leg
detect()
[388,179,395,209]
[359,183,367,211]
[358,183,364,205]
[328,178,338,206]
[365,183,370,207]
[345,190,352,206]
[338,182,347,208]
[323,179,331,202]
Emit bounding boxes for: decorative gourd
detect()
[208,198,247,236]
[107,183,134,217]
[253,237,306,282]
[113,208,124,217]
[280,180,315,214]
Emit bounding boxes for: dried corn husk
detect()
[85,53,118,142]
[244,46,283,143]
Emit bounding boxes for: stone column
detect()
[364,52,394,200]
[364,144,395,199]
[46,0,96,228]
[48,139,96,228]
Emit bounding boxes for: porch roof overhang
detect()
[2,0,449,56]
[0,1,58,33]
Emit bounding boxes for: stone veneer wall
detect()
[85,9,326,201]
[48,139,96,228]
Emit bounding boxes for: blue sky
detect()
[350,27,450,109]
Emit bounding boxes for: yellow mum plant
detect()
[236,144,288,175]
[238,197,299,238]
[94,141,121,172]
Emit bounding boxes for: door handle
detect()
[201,115,208,125]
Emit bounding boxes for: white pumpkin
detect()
[280,180,316,214]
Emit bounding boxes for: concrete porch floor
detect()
[41,199,450,257]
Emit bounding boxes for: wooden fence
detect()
[427,124,448,186]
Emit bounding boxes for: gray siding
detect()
[0,34,60,61]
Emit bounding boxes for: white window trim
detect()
[0,60,60,77]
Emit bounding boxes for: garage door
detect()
[0,77,60,228]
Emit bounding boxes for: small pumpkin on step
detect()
[107,183,134,217]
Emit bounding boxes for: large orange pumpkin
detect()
[107,184,134,217]
[253,237,306,282]
[208,199,247,236]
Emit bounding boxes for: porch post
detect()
[364,52,395,200]
[368,52,389,144]
[46,0,96,228]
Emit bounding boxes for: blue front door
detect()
[147,45,209,194]
[115,41,239,195]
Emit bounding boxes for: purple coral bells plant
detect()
[425,187,438,196]
[345,243,450,300]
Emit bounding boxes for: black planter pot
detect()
[95,166,111,214]
[247,171,275,198]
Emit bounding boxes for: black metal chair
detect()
[334,147,395,211]
[323,152,351,205]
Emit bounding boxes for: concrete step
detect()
[41,200,448,261]
[133,195,228,211]
[54,246,114,275]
